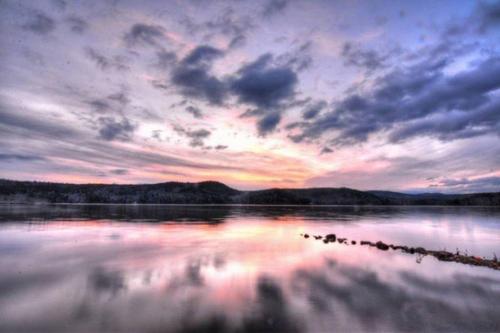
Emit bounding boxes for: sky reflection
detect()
[0,205,499,332]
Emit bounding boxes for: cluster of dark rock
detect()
[301,233,500,271]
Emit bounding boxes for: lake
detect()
[0,204,499,333]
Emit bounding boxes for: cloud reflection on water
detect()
[0,205,499,332]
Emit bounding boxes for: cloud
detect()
[182,45,224,67]
[230,54,298,109]
[229,53,300,135]
[292,53,500,146]
[171,45,227,105]
[110,168,128,175]
[429,176,500,193]
[185,106,203,119]
[174,125,211,148]
[84,47,128,71]
[284,121,307,131]
[156,50,177,69]
[107,92,130,106]
[320,147,333,155]
[87,99,110,113]
[181,8,254,49]
[276,41,313,72]
[262,0,289,18]
[51,0,67,11]
[97,117,135,141]
[302,100,327,120]
[23,13,55,35]
[124,23,168,47]
[341,42,386,74]
[476,1,500,33]
[170,48,300,134]
[388,99,500,143]
[257,112,281,136]
[65,16,88,33]
[0,103,78,140]
[171,67,227,105]
[0,154,45,162]
[85,91,130,115]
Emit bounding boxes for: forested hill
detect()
[0,179,499,206]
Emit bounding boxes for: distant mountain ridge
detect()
[0,179,499,206]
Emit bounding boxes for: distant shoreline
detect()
[1,179,499,206]
[1,203,500,208]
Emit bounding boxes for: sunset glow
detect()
[0,0,499,193]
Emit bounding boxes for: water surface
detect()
[0,205,499,332]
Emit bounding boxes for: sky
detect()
[0,0,499,193]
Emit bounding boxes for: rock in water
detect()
[376,241,389,251]
[325,234,336,243]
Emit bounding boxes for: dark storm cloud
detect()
[124,23,168,47]
[84,47,128,71]
[257,112,281,136]
[185,106,203,119]
[230,54,298,109]
[341,42,386,74]
[302,100,327,120]
[262,0,289,18]
[214,145,228,150]
[65,16,88,34]
[292,53,500,146]
[97,117,135,141]
[171,45,227,105]
[173,125,211,148]
[23,12,56,35]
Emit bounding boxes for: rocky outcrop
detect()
[302,232,500,271]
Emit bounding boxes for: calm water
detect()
[0,205,499,333]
